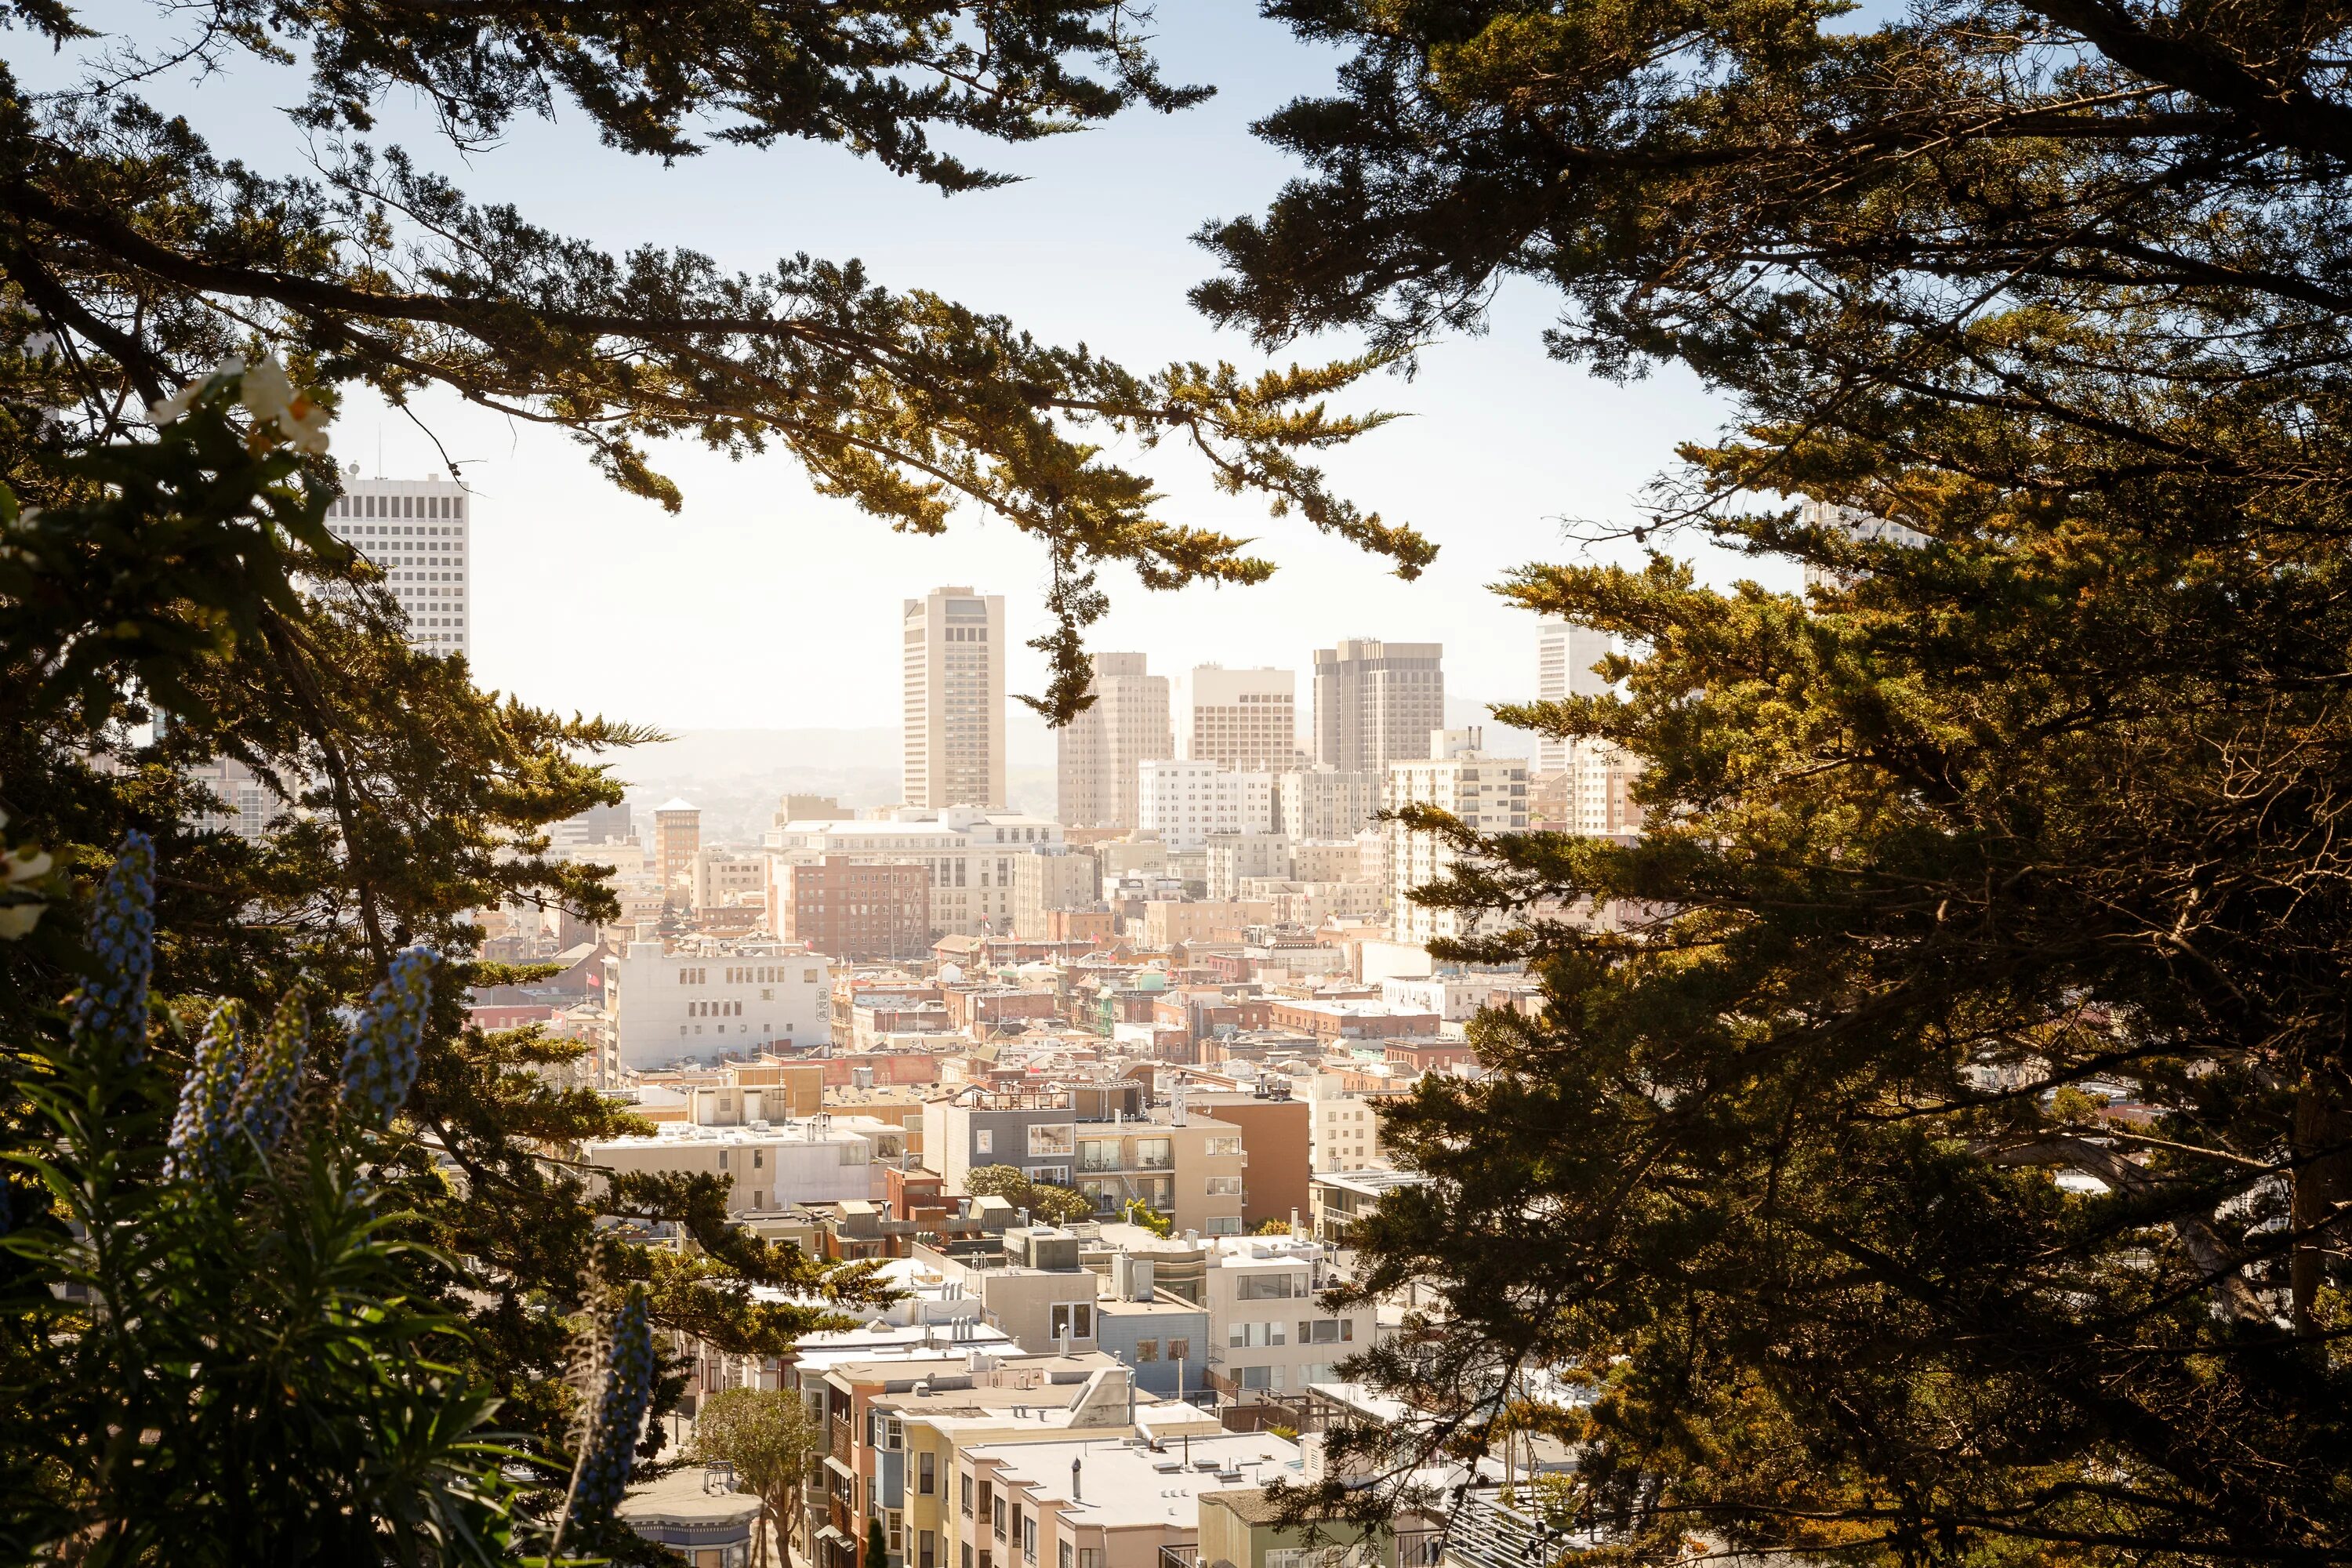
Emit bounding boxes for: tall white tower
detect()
[325,468,474,656]
[902,586,1007,810]
[1535,620,1613,773]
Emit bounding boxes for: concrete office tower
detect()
[1313,638,1445,774]
[1055,652,1172,828]
[1535,619,1615,773]
[1184,665,1297,771]
[323,470,474,655]
[652,799,700,906]
[902,586,1007,810]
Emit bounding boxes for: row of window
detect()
[332,492,463,519]
[1229,1316,1355,1348]
[676,966,821,985]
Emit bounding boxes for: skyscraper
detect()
[1312,638,1445,774]
[902,586,1007,810]
[1535,619,1614,773]
[652,798,700,908]
[1184,665,1297,771]
[323,469,474,655]
[1055,652,1173,829]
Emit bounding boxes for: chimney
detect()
[1071,1457,1083,1504]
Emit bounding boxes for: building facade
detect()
[1185,666,1298,771]
[1312,640,1444,775]
[783,856,934,959]
[1136,761,1276,850]
[1054,652,1172,829]
[768,808,1065,937]
[905,586,1008,810]
[1383,728,1530,946]
[652,799,701,906]
[604,939,831,1069]
[1534,619,1613,775]
[323,471,474,655]
[1275,768,1379,843]
[1010,848,1100,941]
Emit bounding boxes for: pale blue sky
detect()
[21,2,1780,748]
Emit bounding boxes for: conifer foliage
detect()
[1213,3,2352,1563]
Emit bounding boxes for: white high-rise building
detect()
[324,470,474,655]
[1183,666,1298,771]
[902,586,1007,811]
[1535,619,1614,773]
[1056,652,1173,829]
[1137,760,1276,849]
[1313,639,1445,774]
[1385,727,1529,946]
[1276,766,1380,842]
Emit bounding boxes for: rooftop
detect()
[971,1431,1304,1526]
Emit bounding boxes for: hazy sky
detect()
[26,2,1788,742]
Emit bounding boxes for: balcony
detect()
[1160,1548,1200,1568]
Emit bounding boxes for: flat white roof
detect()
[970,1431,1304,1526]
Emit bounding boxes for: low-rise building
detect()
[581,1119,878,1215]
[606,939,831,1070]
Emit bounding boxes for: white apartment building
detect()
[1799,498,1929,591]
[324,471,474,655]
[582,1120,877,1215]
[604,940,832,1070]
[1137,760,1276,850]
[1198,1236,1373,1399]
[1568,741,1646,838]
[1056,652,1173,829]
[1385,728,1530,946]
[1184,666,1298,771]
[1276,767,1380,842]
[1312,639,1444,774]
[903,586,1007,810]
[764,807,1065,937]
[1534,619,1613,774]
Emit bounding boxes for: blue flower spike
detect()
[163,1001,245,1188]
[339,947,434,1127]
[234,990,308,1156]
[575,1290,656,1517]
[74,833,156,1069]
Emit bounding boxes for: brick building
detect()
[783,855,931,960]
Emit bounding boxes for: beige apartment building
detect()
[1313,639,1445,775]
[1139,901,1274,949]
[1384,728,1529,946]
[1055,652,1172,829]
[1185,666,1298,772]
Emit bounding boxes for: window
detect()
[919,1453,935,1494]
[924,1534,938,1568]
[1134,1138,1173,1170]
[1206,1136,1242,1156]
[961,1475,973,1517]
[805,968,821,983]
[1299,1319,1356,1345]
[887,1417,904,1450]
[975,1129,993,1156]
[1080,1552,1100,1568]
[1049,1303,1092,1341]
[964,1547,974,1568]
[981,1483,994,1525]
[753,1149,765,1169]
[1061,1547,1073,1568]
[1167,1338,1189,1363]
[1204,1177,1242,1196]
[1206,1216,1243,1236]
[1237,1364,1285,1391]
[1022,1515,1036,1564]
[1134,1338,1159,1363]
[1027,1123,1073,1157]
[1236,1272,1305,1301]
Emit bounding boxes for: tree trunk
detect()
[2292,1065,2352,1336]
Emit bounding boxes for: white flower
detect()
[0,902,43,941]
[239,356,296,423]
[147,354,244,426]
[239,355,332,453]
[3,846,53,885]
